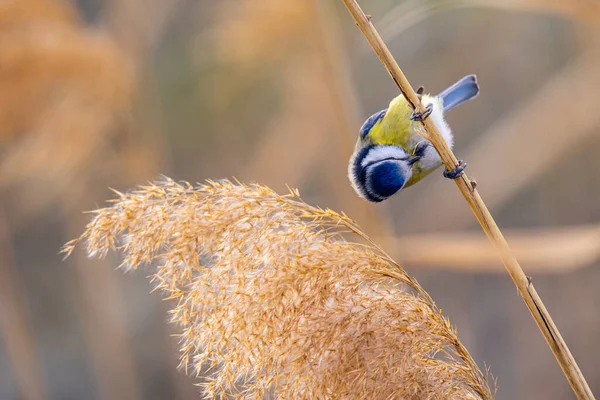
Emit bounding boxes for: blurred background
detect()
[1,0,599,398]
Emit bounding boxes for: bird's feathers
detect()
[359,109,386,138]
[438,74,479,112]
[349,74,479,201]
[368,95,412,147]
[365,161,409,201]
[348,145,410,202]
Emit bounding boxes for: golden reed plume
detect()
[64,178,493,399]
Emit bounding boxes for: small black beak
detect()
[407,155,421,166]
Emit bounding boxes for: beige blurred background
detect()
[1,0,599,399]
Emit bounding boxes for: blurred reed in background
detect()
[0,0,133,218]
[0,0,599,399]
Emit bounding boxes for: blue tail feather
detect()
[437,75,479,112]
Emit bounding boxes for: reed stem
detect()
[340,1,594,398]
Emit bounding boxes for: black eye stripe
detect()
[350,146,379,202]
[364,156,409,169]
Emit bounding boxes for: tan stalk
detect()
[341,1,594,399]
[402,41,600,230]
[380,223,600,273]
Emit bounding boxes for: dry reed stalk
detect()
[381,223,600,273]
[402,41,600,230]
[340,1,594,398]
[64,178,493,399]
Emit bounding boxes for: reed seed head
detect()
[64,177,493,399]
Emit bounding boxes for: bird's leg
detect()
[443,160,467,179]
[410,103,433,122]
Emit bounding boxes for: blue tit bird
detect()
[348,74,480,202]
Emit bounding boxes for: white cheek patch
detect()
[360,146,410,168]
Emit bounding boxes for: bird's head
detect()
[348,97,427,202]
[351,110,423,203]
[348,143,419,202]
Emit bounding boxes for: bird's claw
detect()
[410,103,433,122]
[443,160,467,179]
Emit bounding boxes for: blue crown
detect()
[359,109,387,138]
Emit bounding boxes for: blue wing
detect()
[437,75,479,112]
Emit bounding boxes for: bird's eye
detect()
[359,109,387,138]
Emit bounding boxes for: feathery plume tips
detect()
[64,178,493,399]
